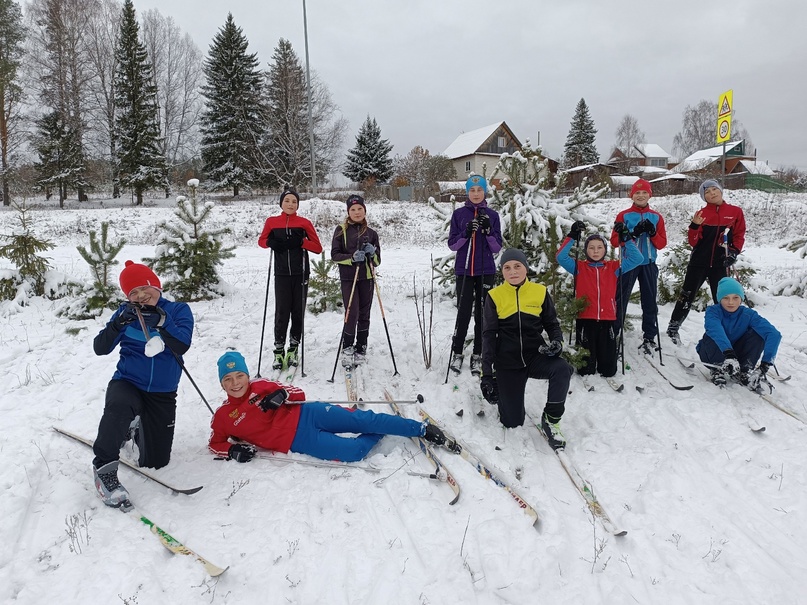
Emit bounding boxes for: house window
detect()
[498,137,506,148]
[465,161,471,172]
[650,158,666,167]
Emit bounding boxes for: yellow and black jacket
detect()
[481,280,562,374]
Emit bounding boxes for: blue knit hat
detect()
[218,351,249,381]
[699,179,723,202]
[499,248,529,270]
[716,277,744,301]
[465,175,488,193]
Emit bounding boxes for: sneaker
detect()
[666,321,681,344]
[341,345,355,368]
[285,347,299,368]
[470,354,482,376]
[638,339,656,355]
[421,422,461,453]
[354,344,367,366]
[710,367,727,387]
[93,461,133,511]
[541,413,566,450]
[449,353,464,375]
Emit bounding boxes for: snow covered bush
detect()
[307,257,342,314]
[0,202,53,301]
[772,237,807,297]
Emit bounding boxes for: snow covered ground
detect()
[1,190,806,604]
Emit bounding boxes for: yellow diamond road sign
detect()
[716,89,733,143]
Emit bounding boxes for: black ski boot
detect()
[422,423,461,453]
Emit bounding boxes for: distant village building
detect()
[607,143,676,178]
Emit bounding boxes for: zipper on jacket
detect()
[515,285,526,367]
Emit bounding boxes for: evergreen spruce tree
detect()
[200,13,264,196]
[144,179,235,301]
[114,0,167,205]
[0,0,26,207]
[562,98,599,168]
[33,111,87,205]
[343,115,393,189]
[0,201,53,299]
[76,221,126,312]
[307,257,342,314]
[773,237,807,297]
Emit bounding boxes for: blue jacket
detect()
[698,304,781,364]
[94,298,194,392]
[609,205,667,264]
[447,200,502,276]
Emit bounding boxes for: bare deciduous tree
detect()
[0,0,26,206]
[392,146,456,201]
[614,114,645,155]
[672,99,753,160]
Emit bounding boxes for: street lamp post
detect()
[302,0,317,195]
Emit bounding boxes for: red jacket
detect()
[687,201,746,267]
[208,378,306,457]
[258,213,323,276]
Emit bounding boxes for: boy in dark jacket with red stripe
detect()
[258,189,323,369]
[447,175,503,376]
[666,180,746,343]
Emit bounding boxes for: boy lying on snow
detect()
[209,351,449,463]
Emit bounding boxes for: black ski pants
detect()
[670,263,729,326]
[274,274,306,347]
[576,319,618,378]
[93,379,177,470]
[495,356,573,428]
[453,274,495,355]
[341,279,374,348]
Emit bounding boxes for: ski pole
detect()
[569,236,581,345]
[369,261,399,376]
[328,264,361,383]
[444,231,474,384]
[617,242,626,375]
[288,394,425,406]
[256,249,273,377]
[300,273,309,378]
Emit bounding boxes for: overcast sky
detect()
[135,0,807,175]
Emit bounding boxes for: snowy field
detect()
[1,190,806,604]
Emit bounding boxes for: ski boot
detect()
[285,346,299,368]
[638,339,656,355]
[541,413,566,450]
[341,346,355,368]
[354,344,367,366]
[272,344,285,371]
[93,461,133,512]
[449,353,464,375]
[710,367,727,387]
[421,422,461,453]
[469,354,482,376]
[666,321,681,345]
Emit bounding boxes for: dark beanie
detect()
[346,194,366,210]
[279,188,300,206]
[499,248,529,269]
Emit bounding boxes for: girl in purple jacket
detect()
[447,175,503,376]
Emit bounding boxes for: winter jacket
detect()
[208,378,307,457]
[331,222,381,281]
[448,200,503,276]
[698,304,781,364]
[481,280,563,374]
[94,298,194,393]
[687,201,746,267]
[556,237,643,321]
[609,205,667,264]
[258,213,323,276]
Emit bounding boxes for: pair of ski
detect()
[53,427,227,577]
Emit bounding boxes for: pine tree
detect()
[200,13,264,196]
[0,0,26,207]
[343,115,393,188]
[0,201,53,299]
[33,111,87,205]
[114,0,167,205]
[76,221,126,312]
[562,98,599,168]
[307,257,342,314]
[144,179,235,301]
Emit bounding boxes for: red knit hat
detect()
[119,260,161,296]
[630,179,652,198]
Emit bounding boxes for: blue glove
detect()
[352,250,366,263]
[112,303,139,331]
[139,304,166,329]
[539,340,563,357]
[362,242,376,256]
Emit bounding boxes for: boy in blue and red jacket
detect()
[447,175,503,376]
[557,224,642,377]
[258,188,323,369]
[666,179,746,343]
[696,277,780,390]
[610,179,667,352]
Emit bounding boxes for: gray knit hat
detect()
[699,179,723,202]
[499,248,529,270]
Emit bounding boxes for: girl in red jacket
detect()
[557,224,642,377]
[258,189,323,370]
[209,352,448,463]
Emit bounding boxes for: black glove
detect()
[229,443,256,463]
[632,219,656,237]
[112,302,139,331]
[614,221,632,243]
[567,220,586,241]
[480,375,499,404]
[267,234,288,251]
[723,248,738,267]
[465,218,479,237]
[258,388,289,411]
[477,213,491,235]
[352,249,367,263]
[721,349,741,376]
[539,340,563,357]
[362,242,376,256]
[139,305,166,329]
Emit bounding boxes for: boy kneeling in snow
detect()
[209,351,450,463]
[696,277,781,390]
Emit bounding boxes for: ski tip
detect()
[613,529,628,537]
[476,410,485,417]
[455,409,464,417]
